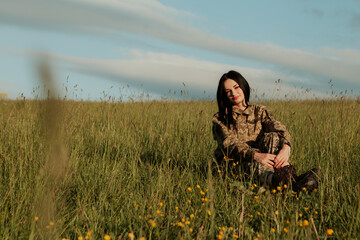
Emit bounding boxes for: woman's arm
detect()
[260,106,292,168]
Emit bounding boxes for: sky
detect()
[0,0,359,101]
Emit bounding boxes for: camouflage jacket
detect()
[212,104,291,162]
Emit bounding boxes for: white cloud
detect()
[320,47,360,63]
[5,45,327,98]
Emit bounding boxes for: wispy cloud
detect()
[1,0,359,87]
[3,44,328,99]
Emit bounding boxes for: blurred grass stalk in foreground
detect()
[30,58,69,239]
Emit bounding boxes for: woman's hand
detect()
[253,152,276,169]
[274,144,291,168]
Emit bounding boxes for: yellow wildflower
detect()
[283,228,288,233]
[254,195,259,200]
[270,228,275,233]
[299,213,303,218]
[221,226,226,231]
[196,185,200,189]
[189,228,193,233]
[188,187,192,192]
[190,214,195,219]
[229,226,233,231]
[185,220,190,225]
[286,219,290,224]
[175,206,179,212]
[272,189,276,194]
[156,210,160,215]
[78,237,84,240]
[187,199,191,204]
[34,216,39,221]
[304,207,309,211]
[250,186,254,190]
[277,186,281,191]
[148,219,157,228]
[207,210,211,216]
[283,184,288,189]
[233,234,239,239]
[177,222,184,228]
[315,210,318,215]
[128,233,134,240]
[140,237,146,240]
[200,190,206,196]
[326,229,334,236]
[159,202,163,207]
[303,220,309,227]
[138,215,142,219]
[275,210,278,215]
[85,231,93,239]
[302,187,307,191]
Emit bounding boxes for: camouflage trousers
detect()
[213,132,288,186]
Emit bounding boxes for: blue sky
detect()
[1,0,359,101]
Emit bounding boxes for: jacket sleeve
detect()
[212,114,259,161]
[260,106,291,147]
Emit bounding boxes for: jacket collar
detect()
[232,105,252,116]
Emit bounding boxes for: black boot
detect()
[272,165,297,187]
[293,168,322,193]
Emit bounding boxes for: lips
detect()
[233,96,239,100]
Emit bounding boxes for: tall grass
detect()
[0,95,359,239]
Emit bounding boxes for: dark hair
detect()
[216,70,250,123]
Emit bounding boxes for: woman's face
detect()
[224,79,246,109]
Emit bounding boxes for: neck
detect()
[236,101,247,111]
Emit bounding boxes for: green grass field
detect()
[0,97,359,239]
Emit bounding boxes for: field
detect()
[0,97,359,239]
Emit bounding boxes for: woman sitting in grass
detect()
[212,70,320,192]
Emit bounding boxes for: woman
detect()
[212,70,320,191]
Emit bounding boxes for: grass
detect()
[0,97,359,239]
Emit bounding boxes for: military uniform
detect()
[212,104,291,185]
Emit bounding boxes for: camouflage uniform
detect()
[212,104,291,185]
